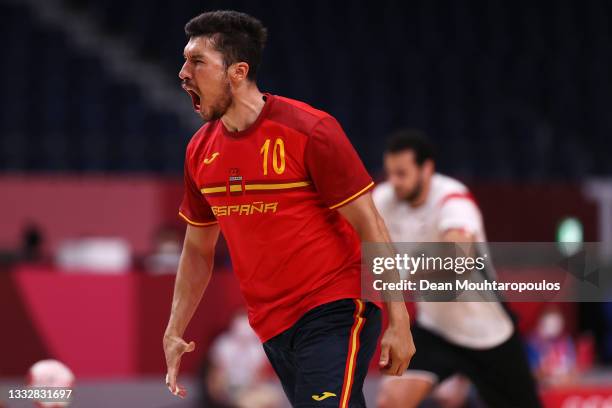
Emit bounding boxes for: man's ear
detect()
[229,62,250,83]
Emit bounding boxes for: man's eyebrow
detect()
[185,53,205,60]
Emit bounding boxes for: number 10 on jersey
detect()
[260,138,286,175]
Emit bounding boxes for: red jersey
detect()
[179,94,374,342]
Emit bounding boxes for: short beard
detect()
[403,175,424,204]
[203,79,232,122]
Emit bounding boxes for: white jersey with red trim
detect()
[373,173,513,349]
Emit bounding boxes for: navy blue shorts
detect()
[263,298,381,408]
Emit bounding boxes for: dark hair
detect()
[385,129,435,165]
[185,10,268,81]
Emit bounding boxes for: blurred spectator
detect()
[144,225,182,275]
[210,312,268,392]
[204,312,283,408]
[21,223,44,263]
[28,359,75,407]
[197,358,237,408]
[56,236,131,273]
[527,306,577,386]
[143,225,233,274]
[235,386,282,408]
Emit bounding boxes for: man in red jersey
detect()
[163,10,415,407]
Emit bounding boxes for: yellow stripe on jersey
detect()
[200,186,227,194]
[178,211,218,227]
[200,181,311,195]
[245,181,311,191]
[329,181,375,210]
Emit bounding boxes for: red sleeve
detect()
[304,116,374,209]
[178,144,217,227]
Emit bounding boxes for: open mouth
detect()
[182,85,201,113]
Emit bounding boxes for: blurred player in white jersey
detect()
[374,130,541,408]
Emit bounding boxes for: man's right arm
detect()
[164,223,220,398]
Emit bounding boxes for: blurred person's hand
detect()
[164,334,195,398]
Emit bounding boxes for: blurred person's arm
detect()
[442,228,475,243]
[338,193,416,376]
[164,224,220,398]
[440,196,481,268]
[439,194,482,244]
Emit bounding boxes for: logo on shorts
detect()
[312,391,337,401]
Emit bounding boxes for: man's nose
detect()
[178,61,190,80]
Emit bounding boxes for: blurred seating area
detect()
[0,0,609,180]
[0,1,190,173]
[0,266,245,377]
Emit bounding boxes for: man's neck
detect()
[408,178,432,208]
[221,84,265,132]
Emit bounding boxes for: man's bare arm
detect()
[338,192,416,376]
[442,228,475,243]
[164,224,220,397]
